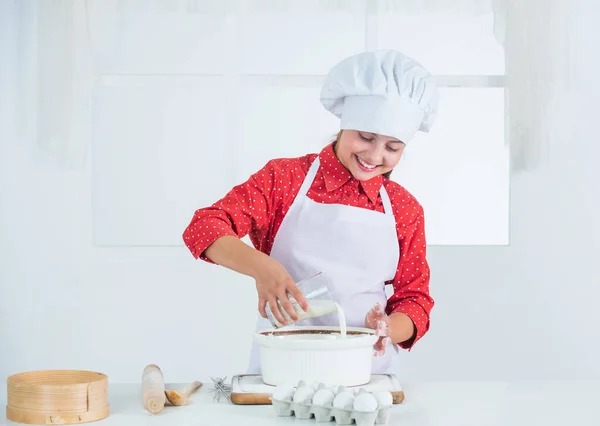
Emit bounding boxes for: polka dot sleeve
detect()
[182,161,278,262]
[385,199,434,350]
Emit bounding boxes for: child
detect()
[183,49,439,374]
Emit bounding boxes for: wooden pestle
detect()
[165,381,203,406]
[142,364,166,414]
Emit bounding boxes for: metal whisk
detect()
[209,376,232,403]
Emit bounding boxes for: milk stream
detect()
[274,299,347,337]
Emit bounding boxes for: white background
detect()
[1,0,599,388]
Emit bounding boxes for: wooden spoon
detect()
[165,381,203,406]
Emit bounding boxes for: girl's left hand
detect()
[364,302,391,357]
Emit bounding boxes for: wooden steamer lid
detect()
[6,370,109,424]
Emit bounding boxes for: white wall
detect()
[1,1,600,388]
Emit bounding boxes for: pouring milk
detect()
[265,272,348,337]
[266,298,347,337]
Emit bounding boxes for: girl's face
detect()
[334,130,405,181]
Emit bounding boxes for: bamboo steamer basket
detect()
[6,370,109,424]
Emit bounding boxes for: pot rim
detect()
[253,326,378,350]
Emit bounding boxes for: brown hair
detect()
[331,130,393,179]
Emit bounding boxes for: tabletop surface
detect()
[2,380,599,426]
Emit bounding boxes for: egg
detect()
[272,382,296,401]
[312,388,335,407]
[372,391,393,407]
[332,390,355,410]
[353,392,378,412]
[335,385,347,395]
[293,386,315,404]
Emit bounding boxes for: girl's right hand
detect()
[253,256,309,326]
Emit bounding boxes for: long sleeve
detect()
[182,160,278,262]
[386,201,434,350]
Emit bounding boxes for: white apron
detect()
[247,156,400,374]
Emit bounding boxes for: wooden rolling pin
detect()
[142,364,166,414]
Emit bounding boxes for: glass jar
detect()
[265,272,336,328]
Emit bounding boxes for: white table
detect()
[2,381,599,426]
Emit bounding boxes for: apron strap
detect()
[299,156,321,196]
[379,185,394,216]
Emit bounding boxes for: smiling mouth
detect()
[354,154,379,171]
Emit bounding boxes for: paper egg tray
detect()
[271,399,391,425]
[270,385,392,426]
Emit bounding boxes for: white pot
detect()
[253,326,378,387]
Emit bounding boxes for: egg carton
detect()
[270,381,393,426]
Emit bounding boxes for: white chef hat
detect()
[320,49,439,144]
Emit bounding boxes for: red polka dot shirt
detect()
[183,142,434,350]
